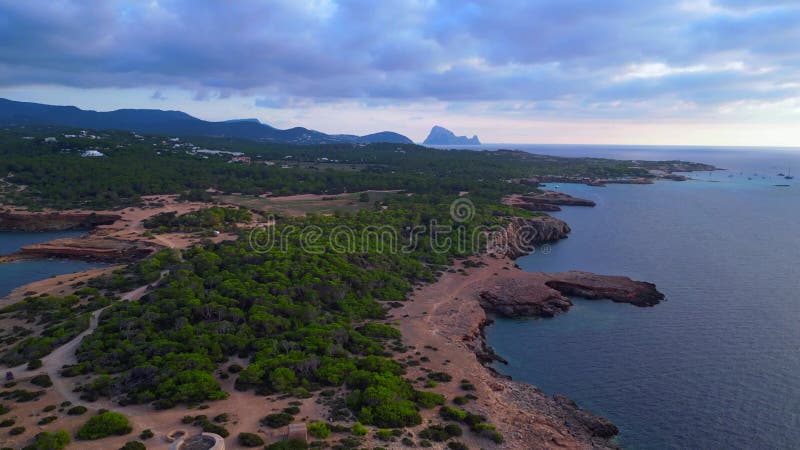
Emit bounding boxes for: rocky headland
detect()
[479,270,662,317]
[395,213,665,449]
[503,191,596,211]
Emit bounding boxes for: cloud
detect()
[0,0,798,120]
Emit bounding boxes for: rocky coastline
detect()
[503,191,596,212]
[16,236,158,261]
[409,213,666,449]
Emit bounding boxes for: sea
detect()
[471,144,800,449]
[0,231,106,298]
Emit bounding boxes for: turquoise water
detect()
[0,231,105,297]
[484,146,800,449]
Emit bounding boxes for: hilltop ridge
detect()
[0,98,413,145]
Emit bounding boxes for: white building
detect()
[81,150,106,157]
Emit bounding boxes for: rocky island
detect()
[423,125,481,145]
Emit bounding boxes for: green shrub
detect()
[66,406,88,415]
[43,405,57,412]
[37,416,57,425]
[358,323,402,339]
[265,439,308,450]
[30,374,53,388]
[447,442,468,450]
[139,429,154,440]
[488,431,504,443]
[307,422,330,439]
[27,359,42,370]
[28,430,71,450]
[9,426,25,435]
[119,441,146,450]
[444,424,462,437]
[375,428,398,441]
[418,424,460,442]
[194,418,229,438]
[0,404,8,415]
[260,413,293,428]
[76,411,132,440]
[414,391,445,408]
[0,419,14,427]
[283,406,301,415]
[452,396,469,405]
[238,432,265,447]
[351,422,367,436]
[427,372,452,382]
[439,407,468,422]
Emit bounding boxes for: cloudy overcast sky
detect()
[1,0,798,145]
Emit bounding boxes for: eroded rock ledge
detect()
[479,270,664,317]
[504,191,596,212]
[0,211,120,232]
[17,237,157,261]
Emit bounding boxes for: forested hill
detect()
[0,98,413,145]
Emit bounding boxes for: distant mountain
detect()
[423,125,480,145]
[0,98,413,145]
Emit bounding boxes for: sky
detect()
[0,0,799,146]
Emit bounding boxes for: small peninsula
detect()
[423,125,481,145]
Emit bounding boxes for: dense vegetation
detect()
[63,199,509,428]
[0,291,112,366]
[0,126,701,209]
[76,411,132,440]
[23,430,70,450]
[143,206,252,232]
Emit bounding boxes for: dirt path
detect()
[393,257,595,450]
[5,279,155,385]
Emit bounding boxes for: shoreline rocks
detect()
[496,215,571,259]
[504,191,595,212]
[479,270,664,318]
[16,237,157,261]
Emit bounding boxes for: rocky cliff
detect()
[18,237,157,261]
[504,191,596,212]
[492,215,571,259]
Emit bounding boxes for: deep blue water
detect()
[483,145,800,449]
[0,231,105,297]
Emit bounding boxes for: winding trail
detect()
[4,276,161,403]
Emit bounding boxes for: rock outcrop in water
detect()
[504,191,596,212]
[479,270,664,317]
[0,211,120,231]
